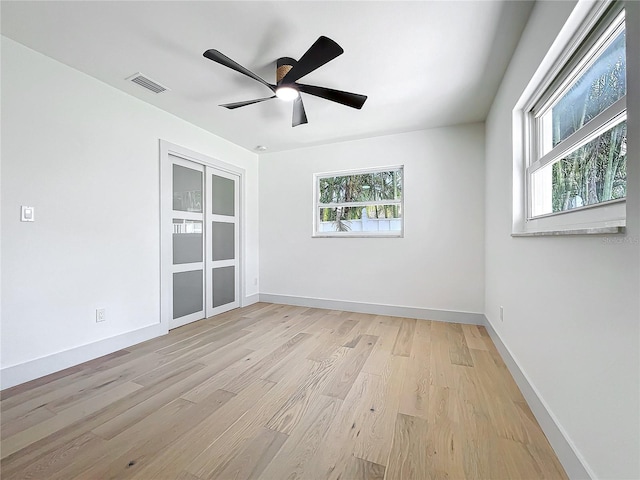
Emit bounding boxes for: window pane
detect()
[173,165,203,212]
[212,266,235,307]
[212,221,234,261]
[545,28,626,150]
[318,205,402,233]
[211,174,235,216]
[172,219,203,264]
[531,120,626,217]
[319,169,402,204]
[173,270,203,319]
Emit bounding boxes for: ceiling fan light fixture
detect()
[203,37,366,127]
[275,86,299,101]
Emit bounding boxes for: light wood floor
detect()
[1,303,568,479]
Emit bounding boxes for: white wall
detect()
[0,37,259,387]
[485,1,640,479]
[259,126,485,317]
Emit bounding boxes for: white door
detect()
[205,168,240,317]
[163,146,242,330]
[170,156,205,329]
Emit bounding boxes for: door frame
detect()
[159,139,246,331]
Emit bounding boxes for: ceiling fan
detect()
[203,36,368,127]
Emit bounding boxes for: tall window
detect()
[313,166,403,237]
[525,2,626,225]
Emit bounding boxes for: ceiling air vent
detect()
[126,72,169,94]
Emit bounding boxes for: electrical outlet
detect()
[500,306,504,322]
[96,308,106,323]
[253,277,258,286]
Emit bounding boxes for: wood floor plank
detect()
[258,395,342,479]
[361,320,401,375]
[447,323,474,367]
[265,348,349,434]
[398,319,431,419]
[306,318,360,362]
[212,427,288,480]
[128,379,277,480]
[341,456,386,480]
[385,413,429,480]
[0,365,88,402]
[306,373,377,480]
[322,334,378,400]
[64,390,235,479]
[461,324,489,351]
[391,317,416,357]
[429,321,455,388]
[1,405,56,440]
[0,362,205,473]
[184,362,317,479]
[222,332,312,394]
[351,356,407,466]
[1,381,142,459]
[90,350,247,440]
[0,432,106,480]
[25,352,170,415]
[1,303,568,480]
[175,471,203,480]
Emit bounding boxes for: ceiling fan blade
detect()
[281,36,344,84]
[203,49,275,92]
[220,96,276,109]
[297,84,367,109]
[292,96,308,127]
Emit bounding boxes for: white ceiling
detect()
[1,1,533,153]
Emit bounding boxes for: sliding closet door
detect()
[160,140,243,331]
[170,156,205,329]
[205,168,240,317]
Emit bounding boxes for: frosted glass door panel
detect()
[212,221,235,261]
[173,270,203,319]
[173,165,203,212]
[211,175,234,216]
[173,219,203,264]
[205,167,240,318]
[212,267,235,308]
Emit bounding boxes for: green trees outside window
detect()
[541,26,627,214]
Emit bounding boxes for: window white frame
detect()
[313,165,404,238]
[513,0,627,235]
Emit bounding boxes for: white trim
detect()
[532,6,625,118]
[313,165,404,238]
[529,98,626,173]
[243,293,260,307]
[160,140,246,330]
[513,0,628,235]
[205,167,241,317]
[259,293,484,325]
[318,200,402,209]
[520,0,615,115]
[0,323,166,390]
[315,164,404,178]
[482,316,594,480]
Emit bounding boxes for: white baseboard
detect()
[482,316,593,480]
[259,293,485,325]
[0,323,167,390]
[243,293,260,307]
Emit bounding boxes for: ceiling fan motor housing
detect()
[276,57,297,85]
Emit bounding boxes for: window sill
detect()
[312,233,403,239]
[512,226,625,237]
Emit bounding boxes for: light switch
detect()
[21,206,35,222]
